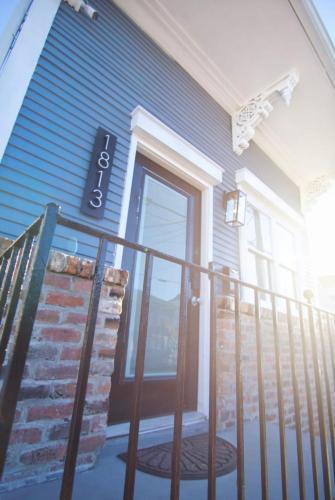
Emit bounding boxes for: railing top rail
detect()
[1,207,333,317]
[56,213,334,317]
[0,217,42,261]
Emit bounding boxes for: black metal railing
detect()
[0,205,335,499]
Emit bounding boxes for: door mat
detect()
[118,433,237,480]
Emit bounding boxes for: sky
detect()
[312,0,335,45]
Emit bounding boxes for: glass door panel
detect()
[125,175,188,378]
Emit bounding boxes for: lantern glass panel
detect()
[226,194,238,223]
[237,191,247,225]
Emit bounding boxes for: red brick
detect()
[79,260,94,279]
[28,344,58,360]
[49,420,89,440]
[63,312,88,324]
[44,273,71,290]
[41,327,81,342]
[90,361,113,376]
[84,399,108,415]
[90,415,107,433]
[65,255,79,275]
[18,384,50,400]
[10,427,42,445]
[20,445,65,465]
[107,284,125,298]
[27,403,73,421]
[35,364,78,380]
[104,318,120,330]
[61,347,82,360]
[35,309,60,324]
[73,279,92,293]
[52,382,77,399]
[98,347,114,359]
[78,434,105,453]
[95,380,111,395]
[46,292,83,308]
[95,333,111,343]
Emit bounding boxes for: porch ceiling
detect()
[113,0,335,190]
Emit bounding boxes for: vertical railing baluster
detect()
[123,252,153,500]
[0,235,34,368]
[271,295,288,500]
[170,265,188,500]
[299,304,319,500]
[286,299,305,500]
[326,313,335,393]
[208,271,217,500]
[60,238,108,500]
[254,290,269,500]
[0,203,59,477]
[0,254,9,290]
[308,305,332,499]
[0,246,20,323]
[234,282,245,500]
[318,311,335,483]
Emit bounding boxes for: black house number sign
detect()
[81,127,117,219]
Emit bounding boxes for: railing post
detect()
[299,304,319,500]
[307,305,332,499]
[0,246,20,323]
[317,311,335,483]
[60,238,108,500]
[0,235,34,368]
[123,252,153,500]
[286,299,305,500]
[208,268,217,500]
[254,290,269,500]
[0,203,59,478]
[170,265,188,500]
[0,254,9,288]
[326,313,335,397]
[234,282,245,500]
[272,295,288,500]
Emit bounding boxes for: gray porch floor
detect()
[1,420,333,500]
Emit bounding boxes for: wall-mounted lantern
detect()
[223,190,247,227]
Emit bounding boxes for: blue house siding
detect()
[0,0,300,270]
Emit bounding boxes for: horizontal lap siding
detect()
[0,0,300,271]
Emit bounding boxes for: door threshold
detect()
[106,411,207,439]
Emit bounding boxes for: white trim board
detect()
[0,0,61,163]
[115,105,223,418]
[112,0,311,188]
[236,167,304,227]
[236,167,308,303]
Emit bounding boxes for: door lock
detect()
[191,296,201,307]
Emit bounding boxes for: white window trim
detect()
[236,167,306,302]
[0,0,61,163]
[115,106,223,418]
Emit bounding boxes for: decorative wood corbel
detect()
[232,69,299,155]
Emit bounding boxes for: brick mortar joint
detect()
[48,250,128,286]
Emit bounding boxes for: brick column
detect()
[216,296,315,432]
[1,251,128,491]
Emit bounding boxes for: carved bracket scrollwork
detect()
[232,69,299,155]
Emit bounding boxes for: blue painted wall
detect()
[0,0,301,270]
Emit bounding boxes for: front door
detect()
[109,154,201,423]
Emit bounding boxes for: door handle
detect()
[191,296,201,307]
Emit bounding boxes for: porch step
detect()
[106,411,207,440]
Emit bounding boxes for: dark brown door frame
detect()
[108,154,201,424]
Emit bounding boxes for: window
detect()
[236,168,307,304]
[245,203,297,299]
